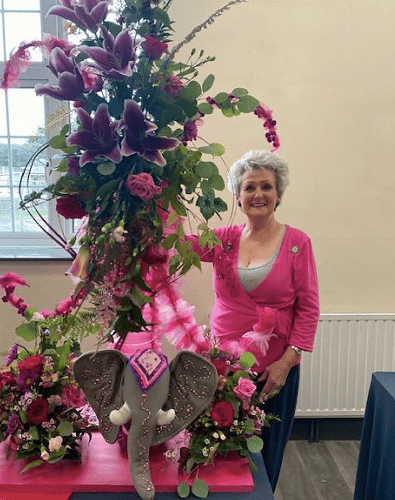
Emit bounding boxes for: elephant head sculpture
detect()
[73,348,218,500]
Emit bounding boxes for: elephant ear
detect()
[73,350,128,444]
[152,351,218,446]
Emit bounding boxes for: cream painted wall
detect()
[1,0,395,353]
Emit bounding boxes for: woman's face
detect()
[237,168,280,219]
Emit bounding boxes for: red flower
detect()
[211,359,228,377]
[0,272,28,291]
[26,397,49,425]
[126,172,162,201]
[210,401,234,428]
[18,355,45,375]
[0,371,16,391]
[56,196,86,219]
[142,36,168,59]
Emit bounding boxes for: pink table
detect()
[0,431,254,499]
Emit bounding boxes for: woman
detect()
[188,149,320,490]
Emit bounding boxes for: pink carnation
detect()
[142,36,168,59]
[62,384,86,408]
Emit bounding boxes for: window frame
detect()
[0,0,73,259]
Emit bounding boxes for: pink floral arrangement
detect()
[166,333,279,496]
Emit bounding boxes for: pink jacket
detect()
[188,224,320,371]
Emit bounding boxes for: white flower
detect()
[219,432,226,441]
[41,449,50,461]
[204,439,210,445]
[212,432,219,439]
[112,226,127,243]
[32,312,45,322]
[48,436,63,452]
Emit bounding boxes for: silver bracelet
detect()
[290,345,302,356]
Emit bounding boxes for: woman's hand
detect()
[258,346,299,400]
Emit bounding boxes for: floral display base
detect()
[0,431,254,497]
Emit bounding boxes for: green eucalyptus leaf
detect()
[231,87,249,97]
[57,420,74,436]
[202,74,215,92]
[195,162,214,178]
[191,478,209,499]
[50,135,67,150]
[179,81,202,101]
[236,95,260,113]
[209,175,225,191]
[239,352,256,370]
[60,124,70,136]
[54,158,68,173]
[213,92,228,104]
[199,143,225,156]
[198,102,214,115]
[177,481,190,498]
[246,435,264,453]
[15,322,37,341]
[186,457,195,474]
[23,307,37,322]
[213,197,227,212]
[97,162,116,176]
[221,106,234,117]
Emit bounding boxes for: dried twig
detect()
[168,0,248,61]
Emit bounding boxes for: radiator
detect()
[296,314,395,417]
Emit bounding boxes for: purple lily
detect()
[35,47,85,101]
[78,27,138,79]
[120,100,179,166]
[66,103,122,167]
[48,0,109,33]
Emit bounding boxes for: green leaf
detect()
[58,338,71,371]
[195,162,214,178]
[60,124,70,136]
[197,102,214,115]
[239,352,256,370]
[57,420,73,436]
[213,92,228,104]
[97,162,116,176]
[202,74,215,92]
[130,287,151,307]
[152,6,171,27]
[232,87,249,97]
[23,307,37,322]
[50,135,67,150]
[162,233,178,250]
[29,426,39,441]
[177,481,190,498]
[191,478,209,498]
[246,435,264,453]
[21,459,44,473]
[213,197,227,212]
[179,81,202,101]
[186,457,195,473]
[199,143,225,156]
[210,175,225,191]
[236,95,260,113]
[15,322,37,341]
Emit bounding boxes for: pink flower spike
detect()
[253,306,276,332]
[0,272,28,290]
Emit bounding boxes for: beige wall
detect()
[1,0,395,353]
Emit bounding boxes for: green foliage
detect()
[192,478,209,499]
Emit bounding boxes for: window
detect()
[0,0,71,259]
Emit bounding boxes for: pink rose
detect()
[126,172,162,201]
[62,384,86,408]
[210,401,234,428]
[233,377,257,410]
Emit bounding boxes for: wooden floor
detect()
[275,441,360,500]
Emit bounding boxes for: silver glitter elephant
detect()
[73,349,218,500]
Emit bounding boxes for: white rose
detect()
[48,436,63,452]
